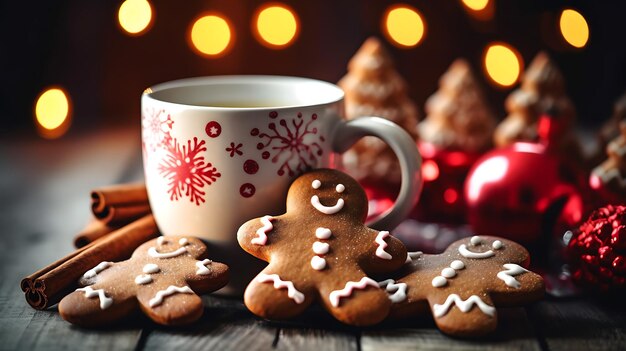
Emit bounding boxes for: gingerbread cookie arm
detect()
[360,229,407,274]
[244,265,315,320]
[184,259,230,292]
[428,293,498,336]
[489,265,544,305]
[237,216,276,260]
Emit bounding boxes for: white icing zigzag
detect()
[149,285,194,307]
[375,231,393,260]
[433,294,496,318]
[497,263,529,289]
[83,261,112,279]
[329,277,379,307]
[311,195,345,215]
[76,286,113,310]
[257,273,305,304]
[251,216,273,245]
[378,279,408,303]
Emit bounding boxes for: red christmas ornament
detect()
[464,113,585,243]
[566,205,626,290]
[411,142,481,223]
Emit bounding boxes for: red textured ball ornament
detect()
[464,113,584,243]
[566,205,626,290]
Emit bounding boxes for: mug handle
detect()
[331,116,423,230]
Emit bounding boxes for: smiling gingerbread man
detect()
[379,235,544,336]
[59,236,229,326]
[238,169,407,326]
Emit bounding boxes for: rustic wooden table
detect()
[1,128,625,351]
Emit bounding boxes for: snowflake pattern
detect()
[142,108,174,152]
[158,137,221,205]
[225,142,243,157]
[251,111,324,176]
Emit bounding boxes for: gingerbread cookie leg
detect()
[136,285,205,325]
[428,293,497,336]
[244,267,315,320]
[318,272,392,326]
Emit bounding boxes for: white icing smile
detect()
[458,244,495,259]
[311,195,344,215]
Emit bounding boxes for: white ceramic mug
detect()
[141,75,422,293]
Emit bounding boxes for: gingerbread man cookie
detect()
[380,236,543,336]
[59,236,229,326]
[237,169,407,326]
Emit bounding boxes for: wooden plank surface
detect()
[0,129,144,351]
[528,297,626,351]
[143,296,278,351]
[361,308,541,351]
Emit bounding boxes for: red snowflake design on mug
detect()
[250,111,323,176]
[158,137,221,205]
[142,107,174,152]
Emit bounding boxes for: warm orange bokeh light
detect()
[559,9,589,48]
[118,0,153,36]
[34,87,71,139]
[253,4,299,48]
[483,43,523,87]
[383,5,425,48]
[189,14,233,57]
[461,0,489,11]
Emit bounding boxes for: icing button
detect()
[441,267,456,278]
[432,276,447,288]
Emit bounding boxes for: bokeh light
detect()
[189,14,233,57]
[559,9,589,48]
[461,0,489,11]
[459,0,493,20]
[483,43,523,87]
[35,87,71,138]
[443,188,459,204]
[383,5,425,48]
[254,4,299,48]
[118,0,153,36]
[422,160,440,182]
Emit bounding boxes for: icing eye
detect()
[470,236,482,246]
[312,179,321,189]
[335,184,345,193]
[492,240,503,250]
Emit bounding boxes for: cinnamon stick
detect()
[91,184,150,225]
[21,214,158,310]
[73,218,120,248]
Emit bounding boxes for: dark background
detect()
[1,0,625,136]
